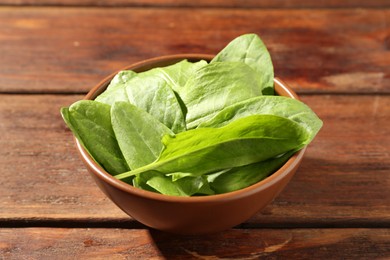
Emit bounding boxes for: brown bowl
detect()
[76,54,306,235]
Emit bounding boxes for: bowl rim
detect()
[75,54,306,203]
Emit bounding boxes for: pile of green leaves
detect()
[61,34,322,196]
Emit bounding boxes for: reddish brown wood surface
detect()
[0,7,389,94]
[0,228,389,259]
[1,2,389,258]
[1,0,390,8]
[1,94,388,226]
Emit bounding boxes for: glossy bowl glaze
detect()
[76,54,306,235]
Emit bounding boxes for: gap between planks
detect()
[1,218,389,229]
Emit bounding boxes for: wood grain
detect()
[0,94,128,220]
[1,0,390,8]
[1,2,389,257]
[0,94,389,226]
[0,7,389,94]
[0,228,389,259]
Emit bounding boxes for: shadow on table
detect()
[147,228,264,259]
[148,229,227,259]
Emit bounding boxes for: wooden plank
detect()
[0,94,128,220]
[1,0,390,8]
[0,7,389,94]
[0,228,389,259]
[0,94,389,226]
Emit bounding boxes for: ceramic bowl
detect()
[76,54,306,235]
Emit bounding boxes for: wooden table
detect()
[1,1,389,258]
